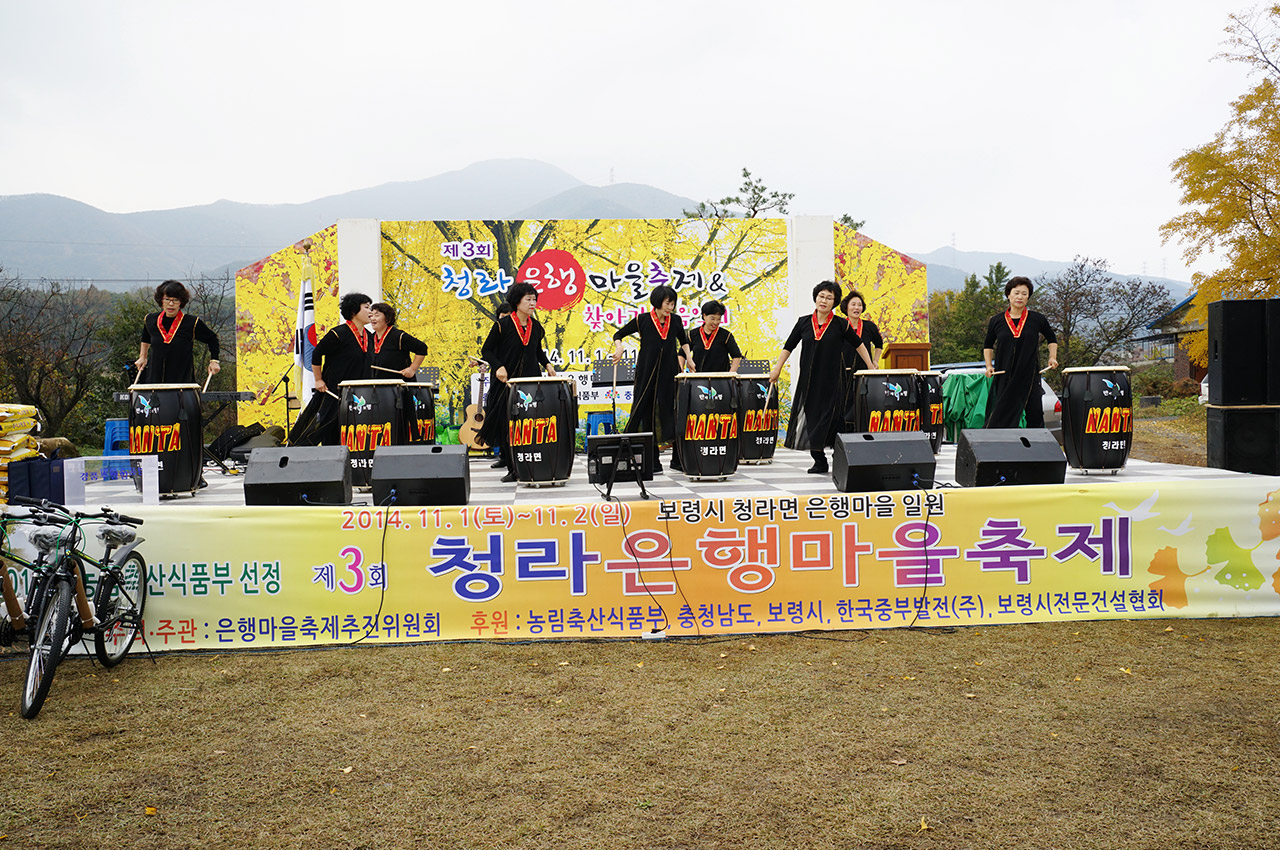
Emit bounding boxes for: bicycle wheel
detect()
[93,552,147,667]
[21,578,71,719]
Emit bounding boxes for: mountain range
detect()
[0,158,1190,299]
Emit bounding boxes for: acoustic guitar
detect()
[459,370,491,450]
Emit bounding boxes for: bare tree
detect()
[0,268,113,435]
[684,168,796,219]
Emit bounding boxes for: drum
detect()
[1061,366,1132,472]
[916,371,944,454]
[338,379,407,486]
[506,376,577,485]
[403,382,438,444]
[851,369,921,433]
[675,372,740,479]
[736,375,779,464]
[128,383,203,495]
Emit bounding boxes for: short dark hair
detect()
[701,300,726,317]
[506,282,539,309]
[650,285,678,309]
[370,302,397,326]
[154,280,189,308]
[1005,276,1034,298]
[339,292,372,320]
[841,290,866,316]
[495,302,512,317]
[812,280,843,303]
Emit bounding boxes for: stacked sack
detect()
[0,404,41,505]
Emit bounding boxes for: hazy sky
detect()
[0,1,1257,281]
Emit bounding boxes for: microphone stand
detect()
[261,366,294,434]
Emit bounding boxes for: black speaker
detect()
[244,446,352,506]
[1208,299,1280,405]
[955,429,1066,487]
[832,431,935,491]
[1207,407,1280,475]
[371,444,470,506]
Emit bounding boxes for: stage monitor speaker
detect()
[586,432,654,484]
[832,431,936,492]
[1207,299,1280,405]
[955,429,1067,487]
[1207,406,1280,476]
[371,444,470,506]
[244,446,352,506]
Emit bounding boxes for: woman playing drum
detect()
[769,281,875,474]
[369,302,428,380]
[839,289,882,429]
[688,300,743,373]
[612,285,693,473]
[983,276,1058,429]
[480,282,556,483]
[135,280,222,384]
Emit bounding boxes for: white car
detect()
[1199,376,1209,405]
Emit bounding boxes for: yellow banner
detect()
[8,477,1279,650]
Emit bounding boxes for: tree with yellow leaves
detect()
[1162,4,1280,365]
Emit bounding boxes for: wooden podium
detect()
[883,342,932,371]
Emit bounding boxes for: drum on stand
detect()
[736,375,779,464]
[916,371,944,454]
[403,382,438,444]
[128,383,203,495]
[675,372,740,479]
[506,376,577,485]
[851,369,921,434]
[338,379,407,487]
[1061,366,1132,473]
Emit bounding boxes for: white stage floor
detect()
[71,442,1246,509]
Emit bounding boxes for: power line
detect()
[0,237,279,249]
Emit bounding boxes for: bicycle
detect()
[7,497,147,719]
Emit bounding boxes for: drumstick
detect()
[324,389,341,400]
[372,365,403,375]
[1040,365,1053,373]
[202,372,213,393]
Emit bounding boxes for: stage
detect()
[15,442,1280,651]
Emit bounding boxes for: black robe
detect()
[782,313,865,451]
[478,314,550,448]
[291,322,373,446]
[139,312,221,384]
[613,311,689,443]
[840,317,883,427]
[689,326,743,373]
[983,310,1056,428]
[371,327,429,380]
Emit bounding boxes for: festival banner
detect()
[7,477,1278,651]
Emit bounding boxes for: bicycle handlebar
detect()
[6,497,143,526]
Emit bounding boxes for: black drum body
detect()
[852,369,921,434]
[404,382,437,444]
[128,383,203,495]
[507,377,577,485]
[339,379,407,486]
[736,376,779,463]
[1061,367,1132,471]
[675,373,740,479]
[916,371,944,454]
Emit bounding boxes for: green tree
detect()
[838,214,866,231]
[684,168,795,219]
[1161,4,1280,365]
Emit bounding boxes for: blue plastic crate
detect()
[102,418,131,475]
[586,412,615,436]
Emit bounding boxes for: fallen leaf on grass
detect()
[917,817,933,833]
[145,807,158,816]
[964,693,976,698]
[635,662,644,668]
[890,758,908,766]
[213,750,226,755]
[441,667,452,673]
[558,661,570,666]
[1120,668,1133,675]
[341,766,353,774]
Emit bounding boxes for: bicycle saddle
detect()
[28,526,65,553]
[97,524,137,546]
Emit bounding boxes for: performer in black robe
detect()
[983,276,1058,428]
[290,293,373,446]
[369,302,428,380]
[839,289,884,428]
[612,285,693,472]
[770,281,875,474]
[479,282,555,483]
[135,280,222,384]
[688,300,743,373]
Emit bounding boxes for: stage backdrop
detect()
[233,218,929,432]
[5,478,1277,651]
